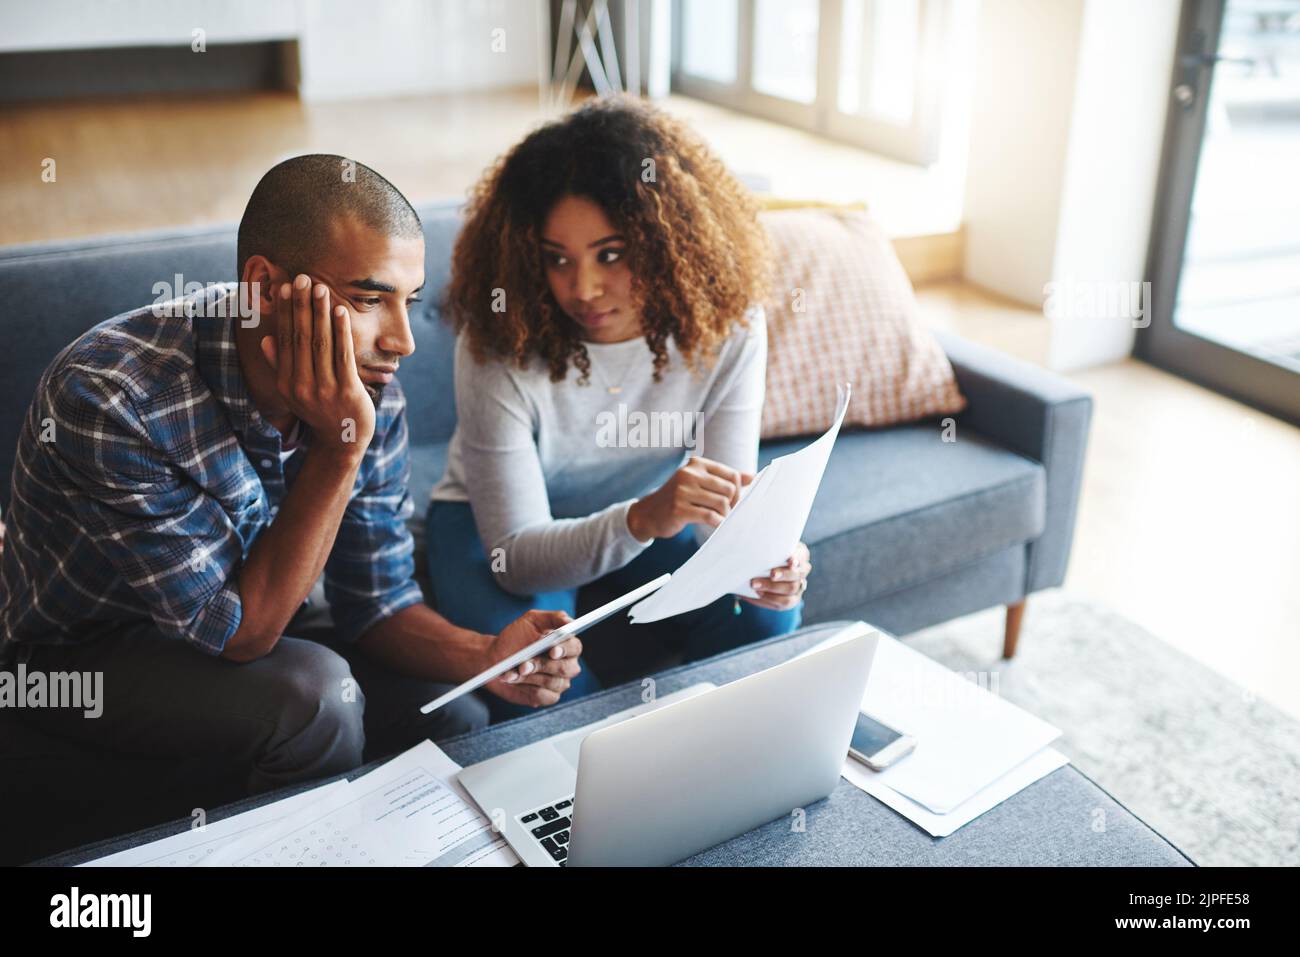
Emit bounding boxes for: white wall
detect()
[0,0,298,51]
[297,0,541,100]
[963,0,1085,307]
[962,0,1182,371]
[0,0,542,99]
[1048,0,1181,371]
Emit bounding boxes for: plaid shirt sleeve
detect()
[322,388,425,644]
[46,370,245,654]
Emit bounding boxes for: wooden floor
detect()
[3,87,1297,720]
[1,88,551,246]
[1,87,964,280]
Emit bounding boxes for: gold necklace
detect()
[590,345,643,396]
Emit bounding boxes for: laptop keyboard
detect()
[519,797,575,865]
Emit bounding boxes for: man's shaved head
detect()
[237,154,422,277]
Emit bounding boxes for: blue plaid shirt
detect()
[0,283,424,659]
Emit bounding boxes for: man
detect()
[0,155,582,794]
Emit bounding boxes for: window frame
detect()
[671,0,951,165]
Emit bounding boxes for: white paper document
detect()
[629,384,852,624]
[842,746,1069,837]
[804,627,1062,814]
[79,780,349,867]
[200,741,517,867]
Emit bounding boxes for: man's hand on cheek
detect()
[259,274,377,457]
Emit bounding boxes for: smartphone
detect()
[848,711,916,771]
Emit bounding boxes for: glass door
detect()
[1140,0,1300,425]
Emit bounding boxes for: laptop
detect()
[457,622,878,867]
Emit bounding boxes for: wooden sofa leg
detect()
[1003,600,1026,659]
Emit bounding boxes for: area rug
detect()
[905,590,1300,866]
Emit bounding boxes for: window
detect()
[681,0,739,84]
[752,0,820,104]
[672,0,954,165]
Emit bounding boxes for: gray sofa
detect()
[0,200,1091,863]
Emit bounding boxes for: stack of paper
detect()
[803,628,1067,837]
[79,782,349,867]
[83,741,516,867]
[842,745,1069,837]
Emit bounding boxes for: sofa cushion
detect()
[764,426,1046,614]
[408,441,451,517]
[758,208,966,439]
[406,440,450,572]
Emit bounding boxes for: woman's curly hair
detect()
[445,95,772,384]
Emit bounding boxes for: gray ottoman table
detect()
[35,622,1194,867]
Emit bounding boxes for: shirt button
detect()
[260,458,273,468]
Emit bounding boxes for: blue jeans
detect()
[425,500,802,722]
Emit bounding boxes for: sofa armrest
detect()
[934,329,1093,593]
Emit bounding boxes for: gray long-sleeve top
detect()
[431,310,767,595]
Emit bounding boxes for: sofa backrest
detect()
[0,200,465,510]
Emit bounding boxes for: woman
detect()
[427,96,811,719]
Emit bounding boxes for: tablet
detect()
[418,573,671,714]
